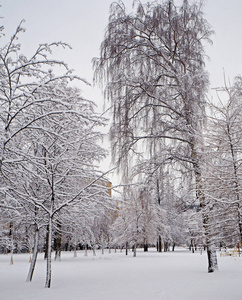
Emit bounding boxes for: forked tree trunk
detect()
[26,227,39,282]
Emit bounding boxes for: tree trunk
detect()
[54,222,62,261]
[45,218,52,288]
[101,231,105,254]
[200,192,218,272]
[29,250,32,263]
[93,244,96,256]
[239,221,242,245]
[227,126,242,245]
[44,225,49,260]
[144,243,148,252]
[10,248,14,265]
[192,144,218,272]
[9,222,14,264]
[26,227,39,282]
[207,245,218,273]
[133,243,136,257]
[125,242,128,255]
[73,236,77,257]
[54,237,61,261]
[157,235,162,252]
[74,246,77,257]
[190,239,195,253]
[202,210,218,272]
[164,241,169,252]
[172,243,175,251]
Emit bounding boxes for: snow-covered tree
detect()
[95,0,216,271]
[204,77,242,247]
[112,186,165,256]
[0,21,109,288]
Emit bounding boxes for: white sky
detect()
[1,0,242,175]
[1,0,242,101]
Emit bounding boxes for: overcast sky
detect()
[1,0,242,102]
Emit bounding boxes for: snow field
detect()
[0,248,241,300]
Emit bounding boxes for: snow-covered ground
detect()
[0,248,241,300]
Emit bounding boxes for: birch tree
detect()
[95,0,216,271]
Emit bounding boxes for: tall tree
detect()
[95,0,216,271]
